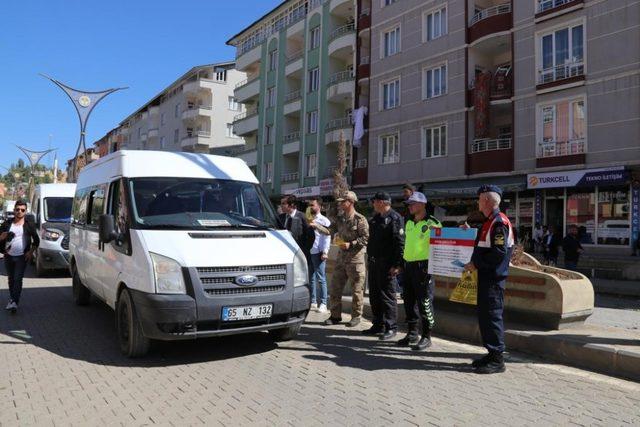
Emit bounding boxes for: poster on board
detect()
[428,227,478,278]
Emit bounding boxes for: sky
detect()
[0,0,281,168]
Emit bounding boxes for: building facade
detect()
[357,0,640,249]
[227,0,370,197]
[120,62,246,155]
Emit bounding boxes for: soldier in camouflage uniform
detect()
[311,191,369,327]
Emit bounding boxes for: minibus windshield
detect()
[129,178,279,230]
[44,197,73,222]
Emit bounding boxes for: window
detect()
[307,111,319,134]
[383,27,400,57]
[160,136,166,149]
[538,98,585,156]
[305,154,317,177]
[264,162,273,183]
[137,128,141,138]
[269,49,278,71]
[267,87,276,107]
[597,188,630,246]
[309,27,321,50]
[384,0,397,5]
[264,125,274,145]
[424,64,447,99]
[107,179,131,254]
[87,187,106,227]
[72,188,90,225]
[566,189,595,244]
[382,79,400,110]
[226,124,237,138]
[539,24,584,83]
[174,129,179,144]
[174,103,181,118]
[423,125,447,158]
[425,7,447,41]
[228,97,239,111]
[160,113,166,126]
[308,67,320,92]
[379,133,400,164]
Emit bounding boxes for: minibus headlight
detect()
[293,249,308,287]
[150,252,186,294]
[43,229,62,241]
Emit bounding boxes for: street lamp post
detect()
[15,146,57,202]
[40,74,127,181]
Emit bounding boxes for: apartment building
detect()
[358,0,640,249]
[119,62,246,155]
[227,0,370,197]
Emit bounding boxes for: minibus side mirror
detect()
[99,214,118,244]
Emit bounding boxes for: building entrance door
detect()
[545,198,565,234]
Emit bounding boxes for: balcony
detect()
[325,116,352,145]
[358,56,370,80]
[328,23,356,58]
[234,76,260,103]
[358,9,371,31]
[232,107,259,136]
[182,104,213,121]
[183,79,216,94]
[283,90,302,115]
[180,131,212,150]
[285,49,304,76]
[536,138,586,168]
[468,3,512,44]
[536,0,584,21]
[281,172,299,183]
[326,70,355,102]
[148,106,159,116]
[147,128,159,139]
[470,138,512,154]
[284,131,301,144]
[537,61,585,91]
[236,148,258,167]
[236,39,263,72]
[468,65,513,107]
[140,133,148,142]
[467,138,513,175]
[330,0,353,17]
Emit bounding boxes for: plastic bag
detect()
[449,271,478,305]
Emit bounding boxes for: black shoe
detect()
[347,317,361,327]
[475,353,506,374]
[396,334,419,347]
[379,330,397,341]
[324,317,342,325]
[411,336,432,351]
[471,354,492,368]
[362,326,384,336]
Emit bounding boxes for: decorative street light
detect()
[40,74,127,181]
[15,146,57,201]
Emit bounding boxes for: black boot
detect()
[379,329,397,341]
[471,353,492,368]
[362,325,384,336]
[475,352,506,374]
[412,331,432,351]
[397,333,419,347]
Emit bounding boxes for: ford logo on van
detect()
[235,275,259,286]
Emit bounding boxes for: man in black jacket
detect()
[0,200,40,313]
[562,225,583,271]
[279,195,315,259]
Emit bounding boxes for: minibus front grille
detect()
[204,285,285,296]
[197,264,286,275]
[201,274,286,286]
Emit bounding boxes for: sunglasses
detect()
[14,208,26,213]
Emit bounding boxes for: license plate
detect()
[222,304,273,321]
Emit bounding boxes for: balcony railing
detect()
[329,23,356,43]
[284,89,302,103]
[328,70,355,86]
[354,159,368,168]
[281,172,299,182]
[183,130,212,140]
[286,49,304,64]
[233,107,258,123]
[470,138,512,154]
[538,61,584,85]
[469,3,511,26]
[235,76,259,90]
[326,116,352,131]
[185,103,212,111]
[284,131,301,143]
[537,0,579,13]
[537,138,585,158]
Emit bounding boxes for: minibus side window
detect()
[72,188,90,226]
[87,186,107,229]
[108,179,131,255]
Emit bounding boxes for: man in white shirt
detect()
[308,198,331,313]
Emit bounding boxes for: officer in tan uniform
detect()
[311,191,369,327]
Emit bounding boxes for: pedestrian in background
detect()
[398,192,441,350]
[308,197,331,313]
[464,185,514,374]
[0,200,40,313]
[533,223,543,253]
[279,194,315,262]
[545,225,560,266]
[562,225,583,271]
[363,192,404,341]
[312,191,369,327]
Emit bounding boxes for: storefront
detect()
[526,166,635,247]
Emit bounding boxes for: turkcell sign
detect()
[632,187,640,242]
[527,167,627,189]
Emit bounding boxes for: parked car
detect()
[597,220,630,245]
[70,150,310,357]
[30,183,76,276]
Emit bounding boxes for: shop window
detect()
[597,188,630,245]
[566,189,595,244]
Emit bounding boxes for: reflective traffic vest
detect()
[403,216,442,262]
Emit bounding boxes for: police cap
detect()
[372,191,391,202]
[405,191,427,205]
[477,184,503,197]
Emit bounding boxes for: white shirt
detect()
[7,223,25,257]
[311,213,331,255]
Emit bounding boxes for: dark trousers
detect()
[403,261,435,335]
[368,259,398,332]
[5,255,27,304]
[564,260,578,271]
[477,279,505,354]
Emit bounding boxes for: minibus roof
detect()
[76,150,259,189]
[35,183,77,198]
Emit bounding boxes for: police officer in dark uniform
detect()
[464,185,514,374]
[363,192,404,340]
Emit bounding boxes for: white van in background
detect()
[31,183,76,276]
[70,150,309,357]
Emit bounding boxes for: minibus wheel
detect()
[72,268,91,306]
[116,289,150,357]
[269,324,302,342]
